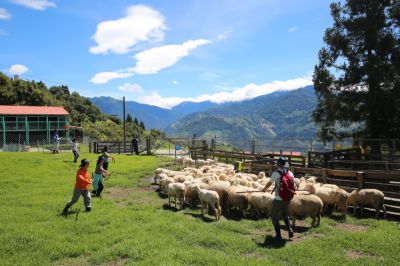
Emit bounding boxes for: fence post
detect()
[118,142,121,154]
[322,168,328,184]
[251,138,255,154]
[356,171,365,189]
[202,140,207,160]
[146,137,151,155]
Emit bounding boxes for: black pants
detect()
[96,181,104,197]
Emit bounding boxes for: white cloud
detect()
[137,76,313,109]
[90,5,166,55]
[216,30,232,41]
[133,39,212,74]
[118,83,143,93]
[6,64,29,75]
[199,72,218,80]
[90,70,134,84]
[9,0,56,10]
[288,27,298,32]
[172,80,180,86]
[0,8,11,20]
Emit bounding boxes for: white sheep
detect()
[258,171,267,180]
[310,185,348,216]
[185,182,209,206]
[347,189,387,219]
[208,181,231,210]
[289,194,324,227]
[227,185,250,216]
[183,157,195,167]
[196,159,208,167]
[193,185,222,221]
[248,192,274,217]
[167,182,186,210]
[160,177,175,193]
[175,156,184,166]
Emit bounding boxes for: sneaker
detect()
[289,231,294,238]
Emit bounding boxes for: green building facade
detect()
[0,106,70,147]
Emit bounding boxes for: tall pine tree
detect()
[313,0,400,145]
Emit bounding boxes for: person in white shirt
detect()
[262,157,295,240]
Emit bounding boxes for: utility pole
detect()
[123,96,126,152]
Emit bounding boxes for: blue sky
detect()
[0,0,335,108]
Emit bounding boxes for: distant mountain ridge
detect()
[165,86,317,148]
[90,97,220,129]
[90,86,317,148]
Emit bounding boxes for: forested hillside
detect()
[0,72,144,140]
[165,86,317,148]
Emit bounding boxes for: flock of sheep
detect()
[154,157,387,225]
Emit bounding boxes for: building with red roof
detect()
[0,105,70,146]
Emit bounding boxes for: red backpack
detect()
[277,169,296,201]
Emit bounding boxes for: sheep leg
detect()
[353,204,357,216]
[200,200,204,215]
[291,216,296,228]
[381,201,387,219]
[174,196,177,208]
[311,216,316,227]
[168,195,171,206]
[373,203,380,219]
[322,204,328,214]
[360,204,364,217]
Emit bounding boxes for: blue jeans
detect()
[73,150,79,162]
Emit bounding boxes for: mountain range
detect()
[90,85,317,149]
[90,97,219,129]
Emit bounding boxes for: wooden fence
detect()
[191,149,306,167]
[308,148,362,168]
[93,139,150,155]
[292,167,400,218]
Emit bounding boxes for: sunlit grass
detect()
[0,151,399,265]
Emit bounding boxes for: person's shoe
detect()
[62,205,69,215]
[288,231,294,238]
[85,207,91,212]
[273,223,282,239]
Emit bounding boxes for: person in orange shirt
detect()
[62,159,92,215]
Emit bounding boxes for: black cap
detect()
[79,159,89,167]
[275,157,286,167]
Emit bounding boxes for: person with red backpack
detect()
[262,157,295,240]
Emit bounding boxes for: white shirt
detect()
[270,167,294,201]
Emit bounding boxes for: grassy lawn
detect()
[0,151,399,265]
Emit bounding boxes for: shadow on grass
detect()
[221,209,245,221]
[256,235,287,249]
[291,225,309,233]
[184,212,216,223]
[58,209,81,222]
[162,203,181,212]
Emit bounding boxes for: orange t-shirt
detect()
[74,168,92,190]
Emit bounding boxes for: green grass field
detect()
[0,151,399,265]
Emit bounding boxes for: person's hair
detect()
[72,137,76,142]
[97,156,104,164]
[102,146,108,152]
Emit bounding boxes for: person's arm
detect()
[262,181,273,192]
[77,173,92,184]
[100,166,110,176]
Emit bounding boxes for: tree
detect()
[139,121,146,130]
[126,113,133,123]
[313,0,400,144]
[134,117,139,126]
